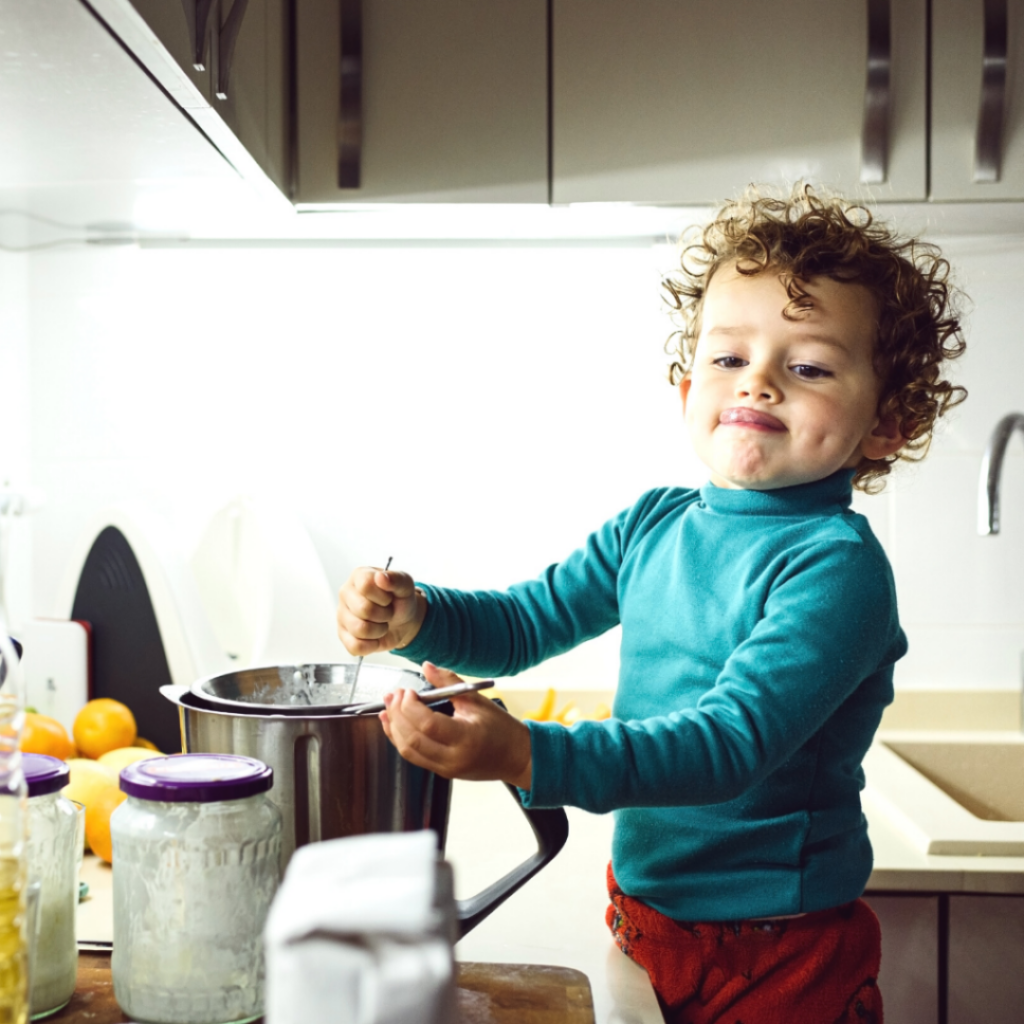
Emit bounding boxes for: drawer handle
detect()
[214,0,251,101]
[974,0,1008,183]
[338,0,363,188]
[860,0,892,184]
[180,0,216,71]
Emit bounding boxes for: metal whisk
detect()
[348,556,392,703]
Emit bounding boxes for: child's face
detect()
[681,264,903,491]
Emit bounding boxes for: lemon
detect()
[62,759,119,851]
[98,747,163,772]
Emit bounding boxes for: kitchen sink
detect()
[863,737,1024,855]
[884,740,1024,822]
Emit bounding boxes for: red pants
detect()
[606,865,882,1024]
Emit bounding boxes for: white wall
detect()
[27,242,694,689]
[0,250,33,628]
[23,232,1024,691]
[854,235,1024,689]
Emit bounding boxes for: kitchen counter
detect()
[75,780,665,1024]
[75,706,1024,1023]
[866,788,1024,894]
[446,781,662,1024]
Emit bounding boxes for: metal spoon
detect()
[343,679,494,716]
[348,555,392,703]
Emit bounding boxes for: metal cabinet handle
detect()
[861,0,892,184]
[974,0,1008,183]
[180,0,216,71]
[338,0,363,188]
[214,0,250,101]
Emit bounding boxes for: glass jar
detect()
[111,755,281,1024]
[23,755,79,1020]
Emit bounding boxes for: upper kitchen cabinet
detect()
[931,0,1024,200]
[294,0,548,203]
[551,0,928,205]
[89,0,292,198]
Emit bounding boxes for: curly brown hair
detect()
[664,184,967,491]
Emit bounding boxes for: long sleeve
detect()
[523,531,902,812]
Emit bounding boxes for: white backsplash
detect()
[5,231,1024,692]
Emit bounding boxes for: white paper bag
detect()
[264,831,456,1024]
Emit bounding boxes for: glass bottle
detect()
[111,754,281,1024]
[23,756,79,1019]
[0,631,28,1024]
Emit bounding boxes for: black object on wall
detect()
[70,526,180,755]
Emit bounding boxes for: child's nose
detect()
[736,368,780,402]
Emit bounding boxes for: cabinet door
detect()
[932,0,1024,200]
[552,0,927,205]
[295,0,548,203]
[865,895,939,1024]
[949,895,1024,1024]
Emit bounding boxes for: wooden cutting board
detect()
[47,953,595,1024]
[456,962,594,1023]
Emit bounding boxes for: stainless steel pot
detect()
[160,663,568,937]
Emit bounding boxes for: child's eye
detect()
[791,364,832,380]
[712,356,747,369]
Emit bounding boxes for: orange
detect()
[84,785,127,864]
[73,699,137,760]
[133,737,160,752]
[21,713,75,760]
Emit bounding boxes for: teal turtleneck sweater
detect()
[398,471,906,920]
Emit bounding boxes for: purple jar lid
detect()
[23,754,70,798]
[119,754,273,803]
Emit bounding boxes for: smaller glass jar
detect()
[111,754,282,1024]
[23,754,80,1020]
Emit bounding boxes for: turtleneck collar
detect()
[698,469,855,517]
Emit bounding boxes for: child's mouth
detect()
[719,408,786,431]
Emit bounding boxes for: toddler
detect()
[336,186,967,1024]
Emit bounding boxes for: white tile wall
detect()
[16,228,1024,691]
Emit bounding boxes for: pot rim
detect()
[185,662,428,717]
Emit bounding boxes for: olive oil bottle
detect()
[0,630,30,1024]
[0,851,27,1024]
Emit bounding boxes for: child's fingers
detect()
[420,661,464,690]
[336,567,421,656]
[382,690,461,774]
[389,688,465,744]
[336,602,390,639]
[373,569,417,601]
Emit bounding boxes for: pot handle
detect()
[452,698,569,937]
[454,786,569,938]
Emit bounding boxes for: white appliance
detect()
[19,619,89,734]
[56,499,346,753]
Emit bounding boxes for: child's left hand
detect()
[380,662,533,791]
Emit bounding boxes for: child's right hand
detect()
[336,566,427,656]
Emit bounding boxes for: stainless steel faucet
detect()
[978,412,1024,536]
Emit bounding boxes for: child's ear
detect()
[861,410,905,461]
[679,376,692,411]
